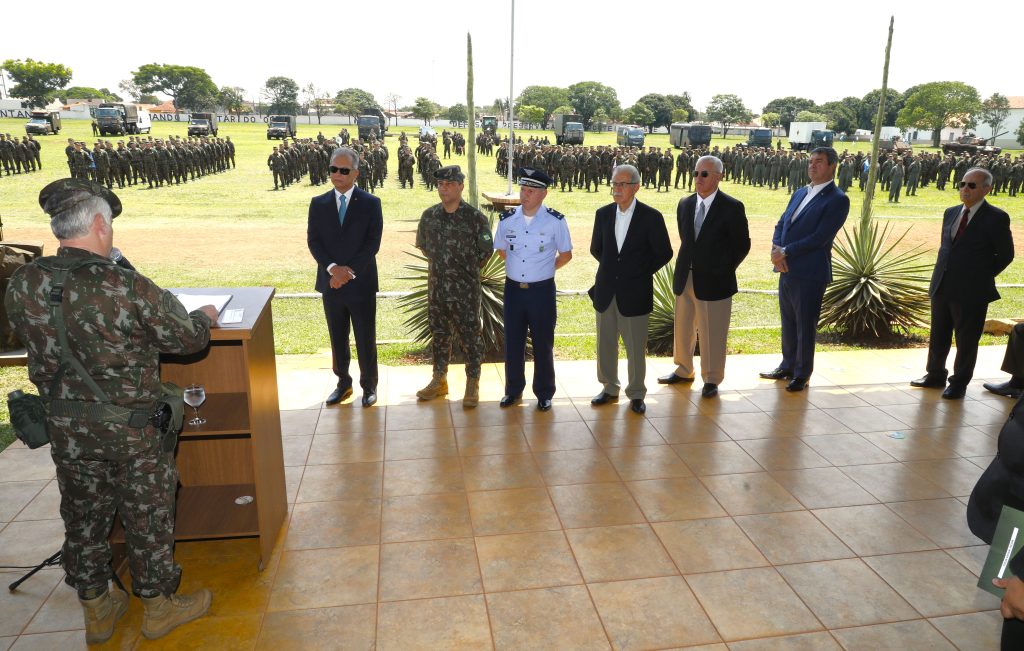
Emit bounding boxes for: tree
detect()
[759,112,781,128]
[119,79,158,104]
[447,103,468,124]
[592,107,610,131]
[566,81,620,128]
[632,92,694,131]
[2,58,72,107]
[761,96,816,131]
[490,98,509,117]
[412,97,440,124]
[517,104,545,127]
[516,85,568,127]
[303,83,330,124]
[385,93,401,125]
[335,88,378,120]
[219,86,246,115]
[978,93,1011,138]
[1017,120,1024,147]
[705,93,752,137]
[671,108,689,123]
[859,88,903,129]
[262,76,299,115]
[132,63,217,113]
[795,110,828,123]
[64,86,120,101]
[896,81,981,147]
[626,103,657,131]
[818,100,858,135]
[552,104,575,116]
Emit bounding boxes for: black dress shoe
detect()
[785,377,808,392]
[499,394,521,408]
[941,384,966,400]
[701,383,718,398]
[362,391,377,407]
[657,373,694,385]
[630,399,646,414]
[537,399,552,411]
[759,367,793,380]
[909,375,946,389]
[325,386,353,405]
[591,392,619,406]
[984,381,1024,399]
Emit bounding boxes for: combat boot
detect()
[463,377,480,408]
[416,373,448,401]
[79,586,129,644]
[140,588,212,640]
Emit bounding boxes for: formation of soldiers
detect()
[267,133,391,192]
[840,150,1024,202]
[64,135,235,189]
[0,133,42,176]
[441,130,467,158]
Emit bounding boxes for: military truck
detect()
[669,123,712,148]
[788,121,834,151]
[267,115,297,139]
[187,112,218,137]
[480,115,499,137]
[25,111,61,135]
[744,127,773,149]
[941,132,1007,156]
[95,103,152,135]
[616,124,645,148]
[357,114,383,140]
[552,113,584,145]
[878,135,912,155]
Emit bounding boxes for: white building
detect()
[972,96,1024,149]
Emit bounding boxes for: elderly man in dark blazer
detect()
[589,164,673,414]
[659,155,750,398]
[307,146,384,407]
[760,147,849,392]
[910,167,1014,399]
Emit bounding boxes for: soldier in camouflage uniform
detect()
[4,179,216,644]
[414,165,494,407]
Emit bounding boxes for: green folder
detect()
[979,505,1024,598]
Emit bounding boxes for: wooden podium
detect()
[154,286,285,570]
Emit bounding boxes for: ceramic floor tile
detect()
[694,392,762,416]
[671,441,764,476]
[285,498,381,549]
[475,530,582,592]
[385,403,453,431]
[713,412,787,440]
[565,524,677,583]
[584,418,668,448]
[281,434,312,467]
[946,545,989,577]
[882,402,966,429]
[928,610,1003,651]
[279,408,320,436]
[734,511,854,565]
[843,384,921,406]
[859,428,960,462]
[639,392,702,419]
[863,550,1001,617]
[737,438,831,471]
[886,498,981,548]
[314,406,386,434]
[685,567,822,641]
[625,477,726,522]
[804,388,871,409]
[742,387,817,412]
[10,482,60,522]
[0,520,66,567]
[588,576,721,650]
[376,595,492,650]
[383,457,465,497]
[812,504,937,556]
[381,492,472,543]
[8,631,89,651]
[127,613,262,650]
[571,396,635,420]
[777,558,919,629]
[768,467,878,509]
[0,569,62,637]
[649,414,729,444]
[173,552,276,618]
[284,465,303,503]
[461,452,544,491]
[700,472,803,516]
[450,403,523,430]
[486,585,611,651]
[769,409,854,436]
[830,619,957,650]
[0,637,14,651]
[652,518,768,574]
[0,481,48,522]
[521,420,599,451]
[257,604,377,651]
[921,425,999,458]
[939,399,1010,427]
[295,461,382,503]
[515,398,583,423]
[455,424,529,456]
[548,482,645,528]
[901,458,986,497]
[840,463,951,502]
[20,582,82,636]
[725,632,843,650]
[800,433,896,466]
[0,450,54,482]
[383,428,457,460]
[379,538,482,601]
[466,487,561,536]
[267,545,378,611]
[533,448,620,486]
[603,445,693,481]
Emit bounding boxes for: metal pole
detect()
[506,0,515,195]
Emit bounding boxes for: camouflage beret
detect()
[38,178,122,219]
[434,165,465,182]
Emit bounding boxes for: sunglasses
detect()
[611,181,639,188]
[959,181,977,189]
[692,170,716,178]
[329,166,353,175]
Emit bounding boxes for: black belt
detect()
[506,278,554,289]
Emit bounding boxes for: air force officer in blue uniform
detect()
[494,169,573,411]
[761,147,849,392]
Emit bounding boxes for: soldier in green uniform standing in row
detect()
[4,179,218,644]
[414,165,494,408]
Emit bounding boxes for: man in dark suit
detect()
[659,155,750,398]
[911,167,1014,399]
[760,147,849,392]
[589,164,673,414]
[307,146,383,407]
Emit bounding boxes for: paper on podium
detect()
[174,293,232,314]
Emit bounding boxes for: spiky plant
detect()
[647,263,676,356]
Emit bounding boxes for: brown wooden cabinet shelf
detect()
[113,484,259,542]
[179,392,250,437]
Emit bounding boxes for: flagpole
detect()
[506,0,515,195]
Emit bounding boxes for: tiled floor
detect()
[0,346,1015,650]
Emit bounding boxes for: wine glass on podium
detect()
[184,384,207,426]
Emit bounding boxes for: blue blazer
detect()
[306,186,383,295]
[772,181,850,282]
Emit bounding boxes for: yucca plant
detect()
[819,222,931,338]
[647,263,677,356]
[397,251,509,361]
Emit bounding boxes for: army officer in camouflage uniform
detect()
[4,180,218,644]
[414,165,494,407]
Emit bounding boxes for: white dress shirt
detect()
[615,198,636,252]
[792,181,830,221]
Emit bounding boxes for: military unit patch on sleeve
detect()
[161,290,190,322]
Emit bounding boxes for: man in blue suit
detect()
[307,147,383,407]
[760,147,849,391]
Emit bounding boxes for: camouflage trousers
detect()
[428,293,484,378]
[52,425,181,599]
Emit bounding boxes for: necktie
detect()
[338,194,348,228]
[953,207,969,242]
[694,201,706,238]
